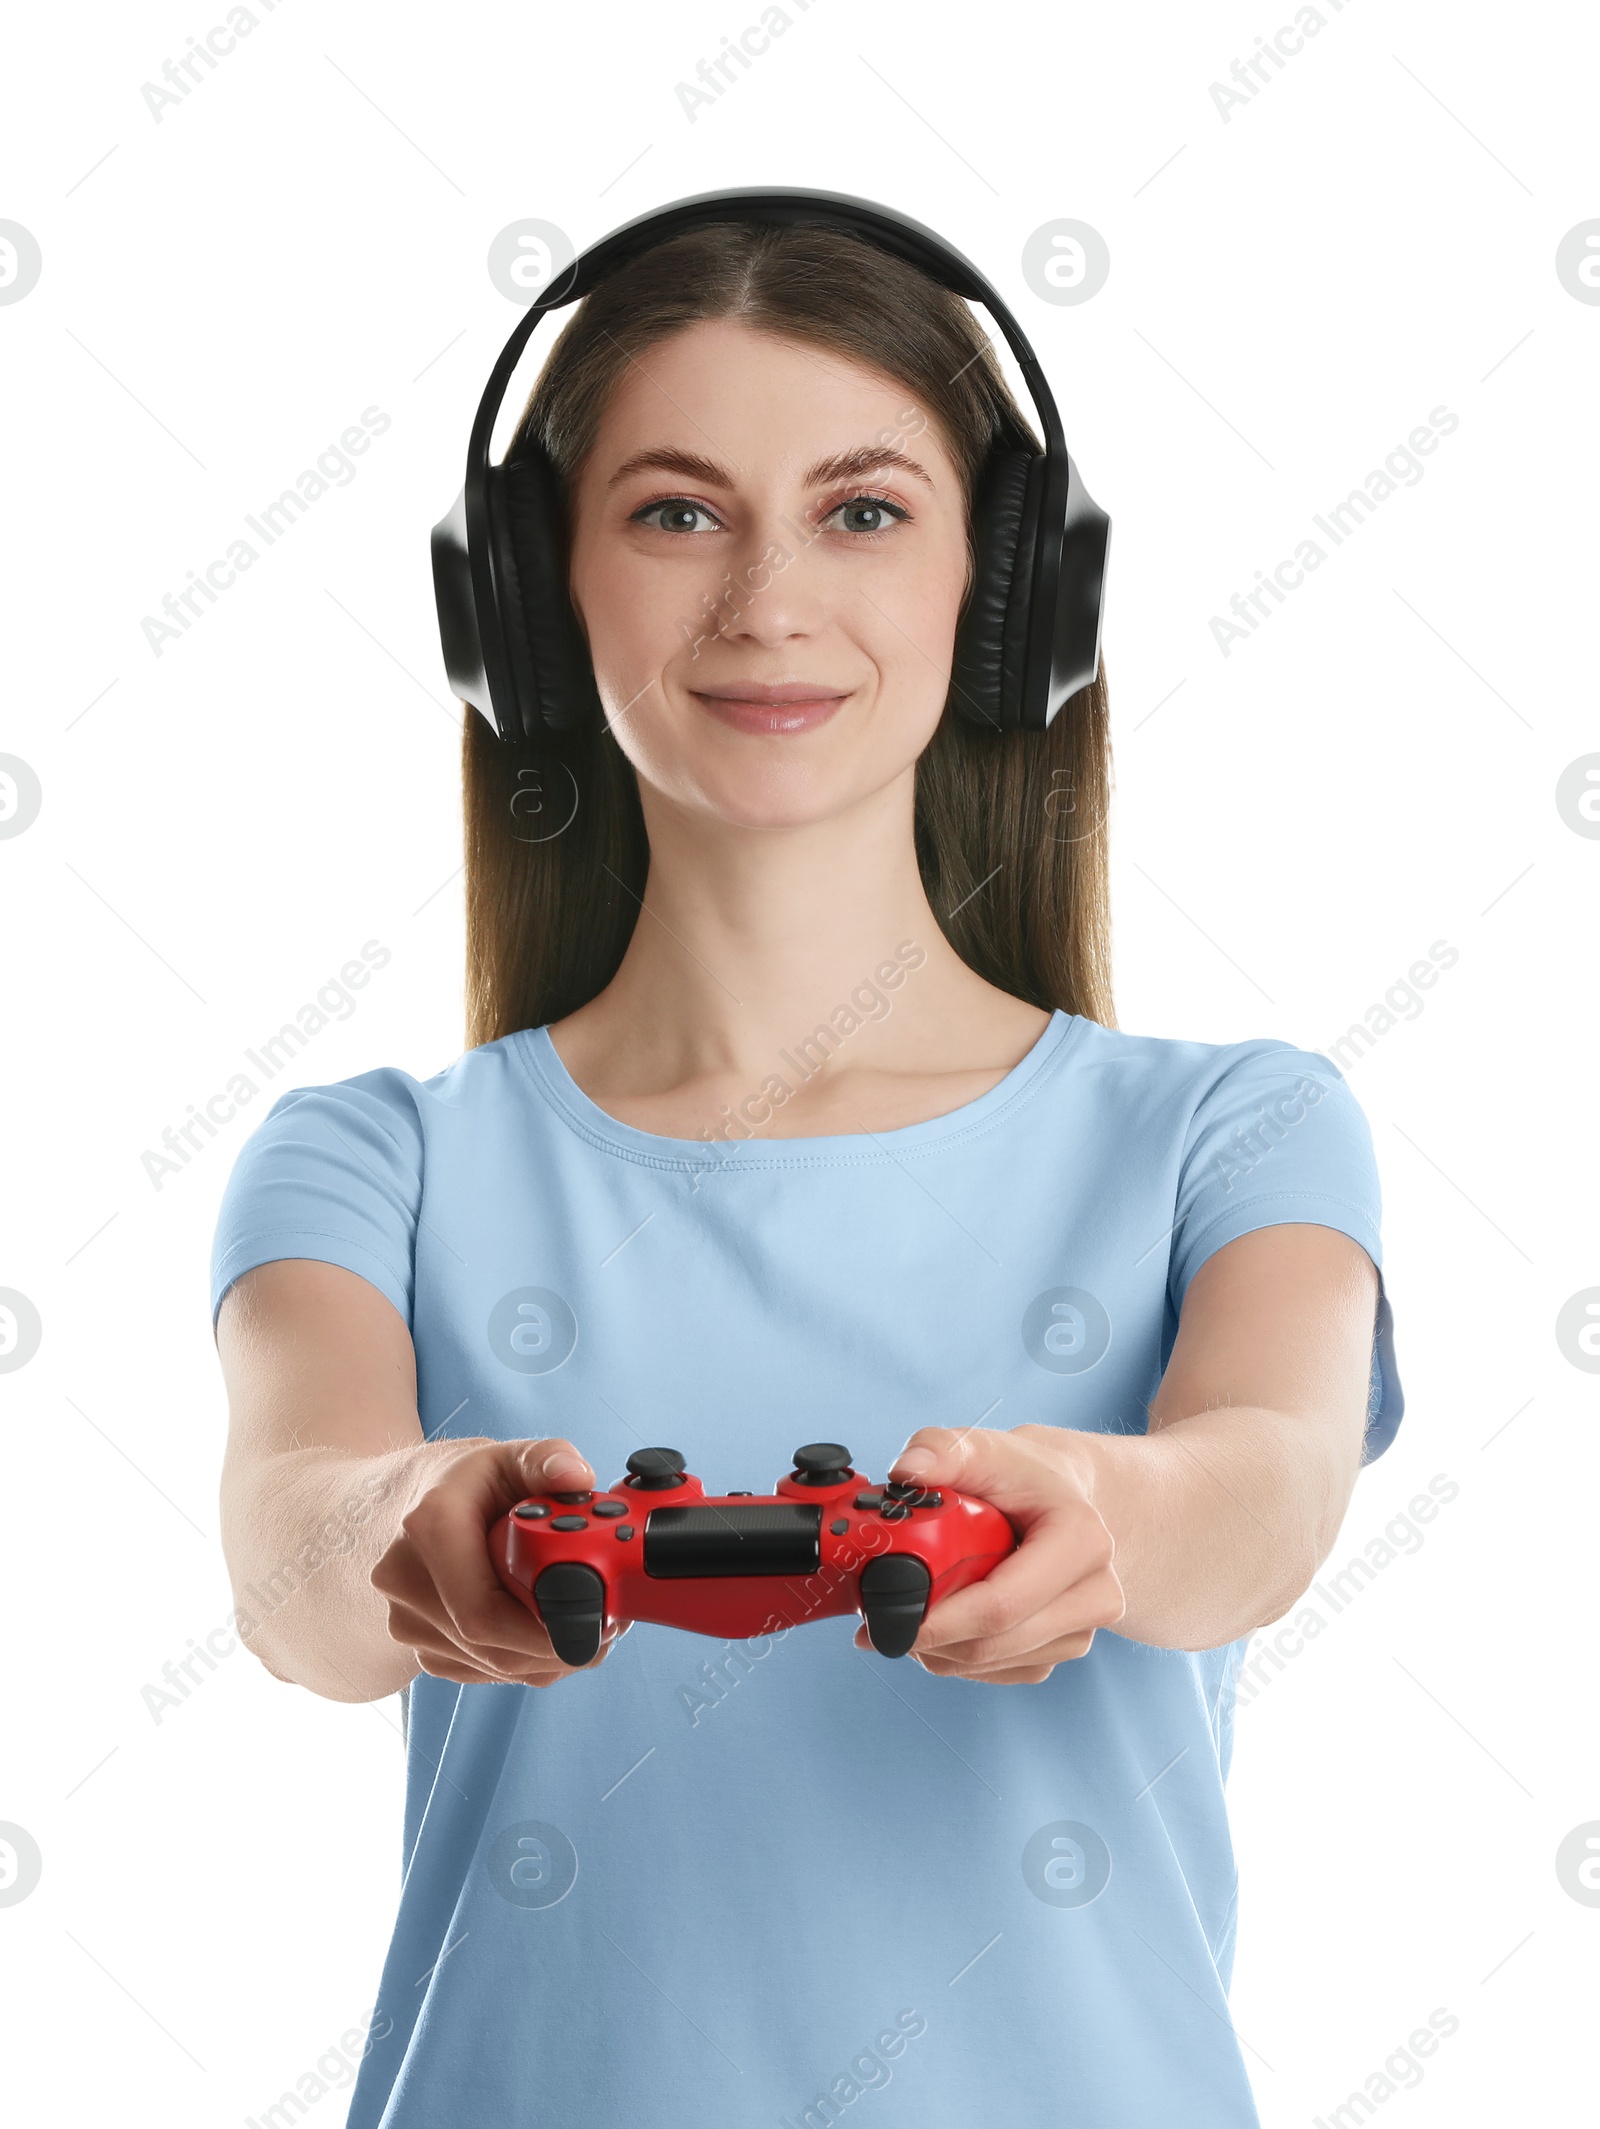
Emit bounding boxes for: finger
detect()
[887,1422,1090,1525]
[921,1569,1123,1671]
[383,1594,558,1679]
[506,1435,596,1497]
[927,1624,1100,1675]
[849,1617,1075,1679]
[412,1646,602,1688]
[850,1619,1092,1678]
[404,1597,626,1675]
[375,1540,557,1657]
[407,1474,580,1660]
[914,1655,1058,1685]
[913,1501,1118,1652]
[392,1597,622,1682]
[410,1635,552,1685]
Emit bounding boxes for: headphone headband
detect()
[464,188,1066,476]
[433,186,1109,740]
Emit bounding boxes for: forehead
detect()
[583,316,956,484]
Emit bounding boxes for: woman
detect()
[214,209,1401,2127]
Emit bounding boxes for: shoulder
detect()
[210,1036,538,1331]
[1058,1018,1382,1234]
[1061,1017,1358,1119]
[215,1034,545,1221]
[235,1033,535,1148]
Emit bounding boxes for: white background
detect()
[1,1,1595,2122]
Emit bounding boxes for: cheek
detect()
[903,547,969,650]
[855,536,969,699]
[568,543,678,693]
[566,550,692,783]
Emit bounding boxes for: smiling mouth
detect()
[689,682,852,735]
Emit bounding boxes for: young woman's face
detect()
[566,317,971,831]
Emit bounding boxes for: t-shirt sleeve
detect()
[1167,1042,1403,1461]
[209,1070,425,1332]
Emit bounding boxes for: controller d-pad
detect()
[854,1491,884,1510]
[591,1501,627,1518]
[879,1502,910,1522]
[553,1491,592,1504]
[883,1480,918,1500]
[550,1515,587,1532]
[514,1504,551,1520]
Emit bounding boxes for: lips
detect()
[689,682,851,735]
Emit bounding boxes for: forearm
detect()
[220,1440,435,1702]
[1067,1405,1359,1651]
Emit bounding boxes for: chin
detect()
[621,718,929,834]
[682,767,863,834]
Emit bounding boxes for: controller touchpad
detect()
[644,1503,822,1577]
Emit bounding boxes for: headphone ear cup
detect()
[491,441,603,736]
[950,449,1041,733]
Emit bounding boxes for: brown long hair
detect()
[461,220,1114,1048]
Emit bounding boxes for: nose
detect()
[704,523,830,649]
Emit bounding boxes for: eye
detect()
[631,497,723,534]
[819,492,912,537]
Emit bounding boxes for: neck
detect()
[555,768,1029,1096]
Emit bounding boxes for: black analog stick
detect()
[791,1442,854,1485]
[626,1446,687,1490]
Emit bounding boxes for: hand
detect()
[371,1436,628,1687]
[851,1425,1125,1682]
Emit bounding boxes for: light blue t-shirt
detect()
[210,1010,1402,2128]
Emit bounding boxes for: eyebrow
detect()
[606,443,934,491]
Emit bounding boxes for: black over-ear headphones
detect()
[431,186,1110,741]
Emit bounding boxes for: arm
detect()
[215,1258,609,1702]
[859,1223,1380,1678]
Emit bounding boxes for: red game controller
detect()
[489,1442,1017,1665]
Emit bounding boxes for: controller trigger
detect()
[859,1554,931,1659]
[534,1561,606,1667]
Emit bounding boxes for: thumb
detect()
[504,1435,595,1499]
[888,1425,1067,1521]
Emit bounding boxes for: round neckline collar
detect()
[512,1009,1084,1169]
